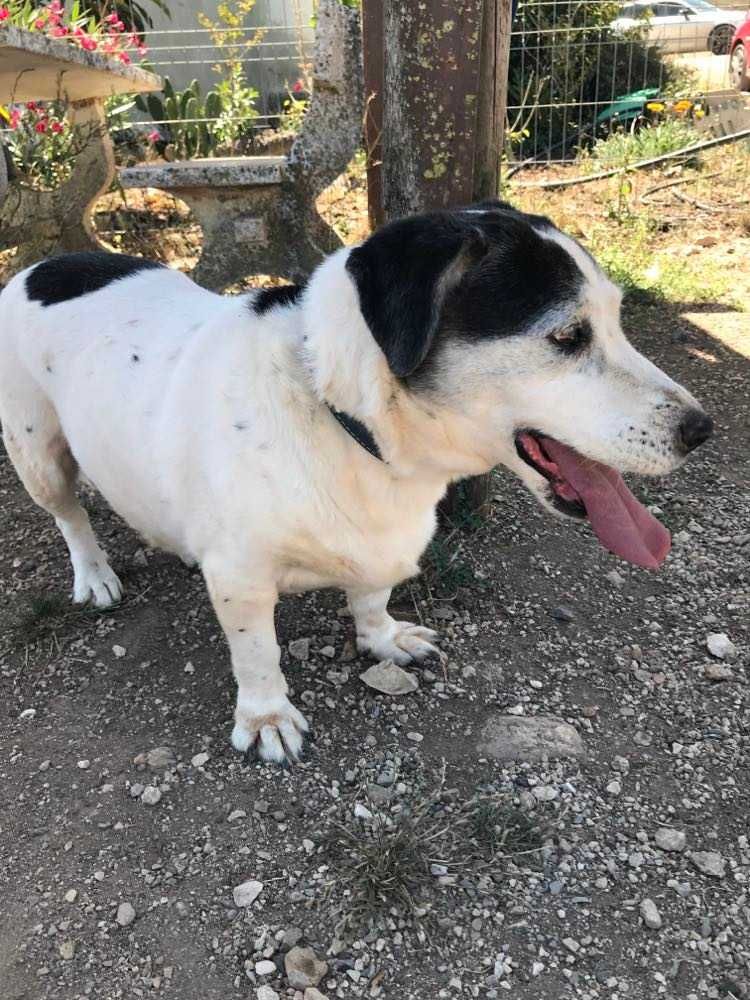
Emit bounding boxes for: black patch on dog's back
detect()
[251,284,305,315]
[26,252,164,307]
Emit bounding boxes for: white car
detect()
[612,0,745,55]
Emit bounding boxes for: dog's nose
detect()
[678,409,713,453]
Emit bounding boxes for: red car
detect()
[730,14,750,91]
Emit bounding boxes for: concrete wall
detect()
[142,0,314,114]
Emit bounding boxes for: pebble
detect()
[116,902,136,927]
[289,637,310,661]
[255,960,277,976]
[59,940,76,960]
[655,828,686,852]
[320,645,335,658]
[140,786,162,806]
[406,731,423,743]
[606,780,621,796]
[690,851,726,877]
[64,889,77,903]
[304,990,329,1000]
[191,752,210,768]
[550,604,575,622]
[706,633,737,661]
[256,987,279,1000]
[284,947,328,990]
[605,570,625,586]
[477,715,585,762]
[146,746,176,768]
[129,783,144,799]
[77,760,90,770]
[112,644,126,658]
[18,708,36,720]
[704,663,733,681]
[227,809,247,822]
[532,784,558,802]
[233,880,264,907]
[359,660,418,695]
[640,898,662,929]
[354,803,373,820]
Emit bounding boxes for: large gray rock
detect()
[477,715,585,762]
[284,947,328,991]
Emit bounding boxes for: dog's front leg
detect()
[347,587,441,666]
[204,571,308,763]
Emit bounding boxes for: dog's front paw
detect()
[72,559,123,608]
[232,696,309,764]
[357,619,442,667]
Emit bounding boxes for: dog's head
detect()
[344,202,713,569]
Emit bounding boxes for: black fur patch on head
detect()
[26,252,164,307]
[251,284,305,315]
[346,207,585,382]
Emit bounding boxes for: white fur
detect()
[0,233,702,761]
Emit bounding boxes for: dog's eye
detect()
[549,322,590,354]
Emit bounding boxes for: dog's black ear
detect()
[345,214,489,378]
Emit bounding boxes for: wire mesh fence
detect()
[508,0,750,167]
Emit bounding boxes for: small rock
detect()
[691,851,726,877]
[289,637,310,661]
[129,783,144,799]
[550,605,575,622]
[704,663,733,681]
[284,946,328,990]
[140,786,162,806]
[320,645,335,658]
[59,940,76,960]
[132,548,148,568]
[254,800,269,814]
[77,760,90,770]
[655,828,686,852]
[146,747,175,769]
[359,660,418,696]
[304,990,329,1000]
[116,902,136,927]
[227,809,247,823]
[606,780,621,796]
[532,784,558,802]
[706,633,737,661]
[256,987,279,1000]
[233,880,264,907]
[18,708,36,720]
[112,644,126,658]
[640,898,662,929]
[191,752,210,768]
[354,803,373,821]
[605,570,625,586]
[562,937,580,953]
[255,960,277,976]
[64,889,77,903]
[406,731,423,743]
[477,715,585,762]
[282,927,304,949]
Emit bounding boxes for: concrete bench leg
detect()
[180,185,343,291]
[0,100,114,279]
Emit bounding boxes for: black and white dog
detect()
[0,203,712,762]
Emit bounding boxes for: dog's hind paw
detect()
[358,621,444,667]
[232,696,309,764]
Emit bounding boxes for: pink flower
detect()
[35,120,47,133]
[49,0,63,12]
[80,36,97,50]
[137,44,147,56]
[51,25,68,36]
[34,16,47,28]
[292,79,304,94]
[0,7,10,21]
[117,51,131,64]
[50,121,64,134]
[147,129,161,143]
[9,109,21,128]
[105,12,119,22]
[25,100,38,110]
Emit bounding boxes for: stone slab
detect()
[0,25,161,104]
[120,156,286,190]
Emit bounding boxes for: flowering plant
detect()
[0,0,148,64]
[0,100,77,188]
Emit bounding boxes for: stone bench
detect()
[120,0,363,291]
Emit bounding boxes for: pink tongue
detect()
[540,437,671,570]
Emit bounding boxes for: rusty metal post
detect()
[362,0,513,516]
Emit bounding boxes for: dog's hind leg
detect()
[1,376,122,608]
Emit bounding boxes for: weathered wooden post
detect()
[362,0,513,514]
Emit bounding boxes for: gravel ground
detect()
[0,289,748,1000]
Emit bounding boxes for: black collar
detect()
[326,404,383,462]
